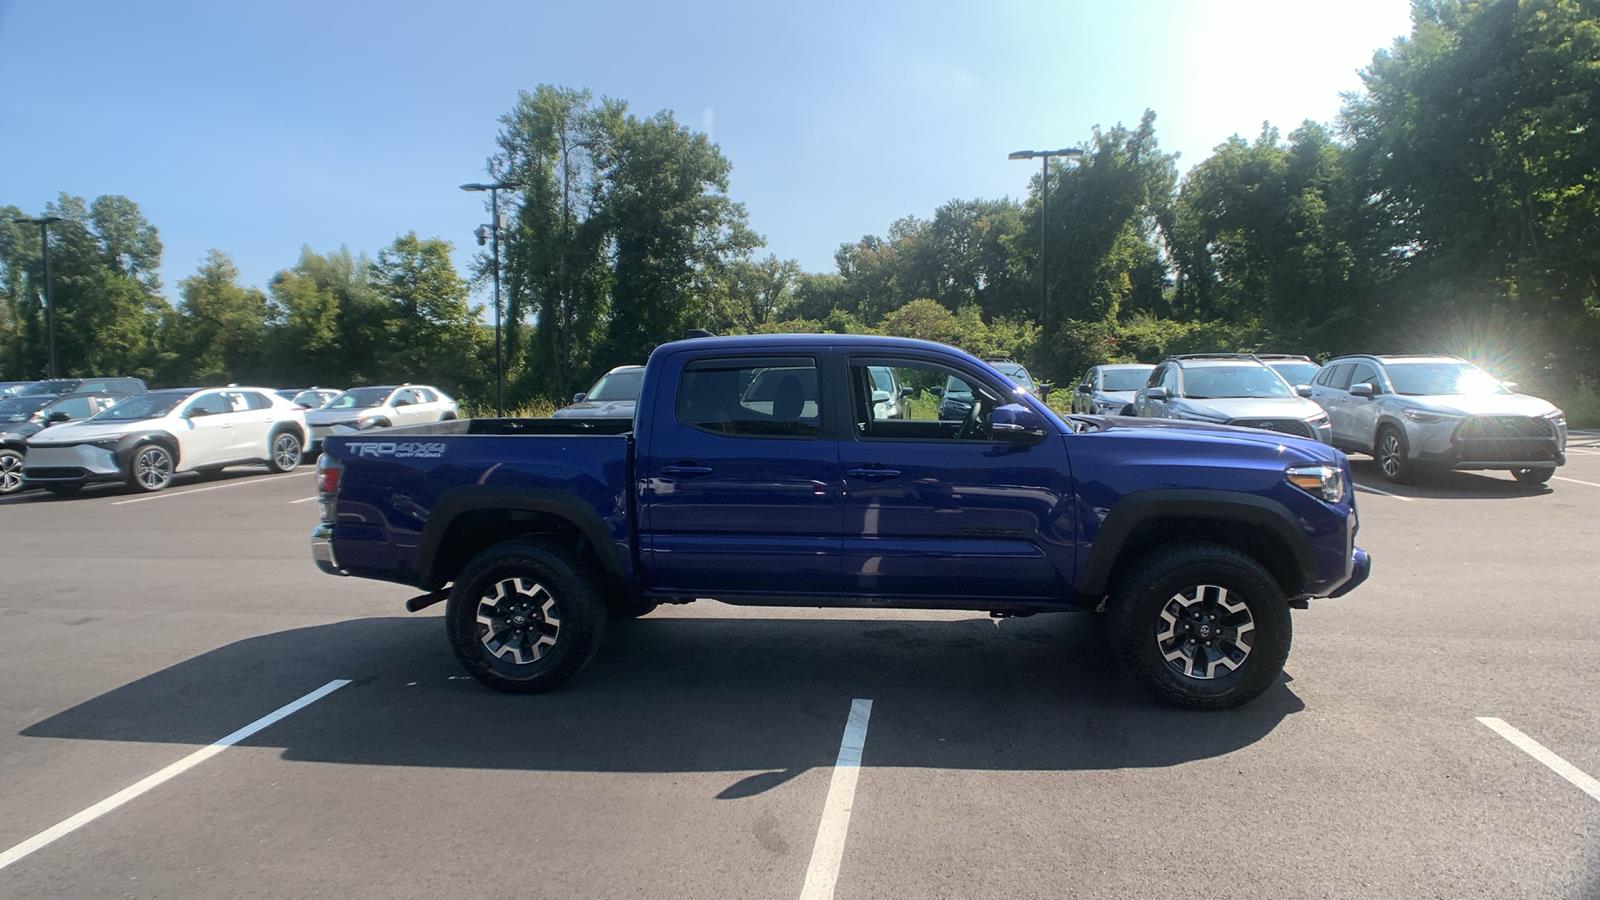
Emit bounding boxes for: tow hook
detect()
[404,589,450,613]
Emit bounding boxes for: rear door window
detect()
[677,357,823,438]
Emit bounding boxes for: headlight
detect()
[1286,464,1346,504]
[1400,408,1461,424]
[1546,409,1566,427]
[89,433,130,448]
[1308,411,1330,424]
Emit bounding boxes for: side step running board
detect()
[405,589,449,613]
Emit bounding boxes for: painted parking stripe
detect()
[1477,717,1600,803]
[0,679,351,872]
[1354,483,1415,502]
[289,495,319,504]
[799,698,874,900]
[1552,475,1600,488]
[111,470,313,505]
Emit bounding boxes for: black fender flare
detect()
[113,431,181,470]
[414,485,627,590]
[1079,489,1314,597]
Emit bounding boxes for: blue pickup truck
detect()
[311,334,1370,709]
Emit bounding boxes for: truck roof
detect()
[656,333,964,354]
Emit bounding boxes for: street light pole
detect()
[12,216,64,378]
[460,182,524,417]
[1007,148,1083,336]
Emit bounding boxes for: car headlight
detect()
[1546,409,1566,427]
[88,433,130,449]
[1308,411,1330,424]
[1400,408,1461,424]
[1286,464,1346,504]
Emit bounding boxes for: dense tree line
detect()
[3,0,1595,416]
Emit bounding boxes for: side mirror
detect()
[46,410,72,424]
[899,386,914,398]
[1076,384,1093,395]
[990,403,1048,445]
[1145,386,1168,401]
[870,389,892,405]
[573,392,587,403]
[929,386,943,397]
[1349,384,1375,399]
[1038,383,1052,401]
[1502,381,1518,394]
[1295,384,1313,398]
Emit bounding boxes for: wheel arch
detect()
[1081,490,1313,600]
[115,431,182,470]
[415,486,629,595]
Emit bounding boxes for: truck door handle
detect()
[661,464,713,477]
[847,467,901,480]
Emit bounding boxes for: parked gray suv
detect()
[1072,363,1155,415]
[1310,354,1567,484]
[1133,354,1333,443]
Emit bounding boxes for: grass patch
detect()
[1553,382,1600,429]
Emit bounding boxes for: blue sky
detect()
[0,0,1414,302]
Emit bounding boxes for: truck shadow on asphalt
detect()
[22,612,1303,795]
[1348,459,1553,499]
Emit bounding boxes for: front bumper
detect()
[311,523,345,576]
[1328,547,1371,598]
[1406,417,1565,470]
[21,443,123,485]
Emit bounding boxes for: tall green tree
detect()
[370,232,486,394]
[163,251,269,384]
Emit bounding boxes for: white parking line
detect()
[800,698,873,900]
[1355,483,1415,502]
[289,495,319,504]
[111,471,313,506]
[1552,475,1600,488]
[1477,717,1600,803]
[0,679,351,872]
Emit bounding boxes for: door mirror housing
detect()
[1295,384,1313,398]
[990,403,1048,445]
[573,392,587,403]
[46,410,73,424]
[870,389,892,405]
[1349,383,1375,399]
[929,386,943,397]
[1076,383,1093,395]
[1144,386,1168,401]
[898,386,914,398]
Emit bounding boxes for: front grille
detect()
[1458,416,1551,439]
[1454,416,1557,462]
[1227,418,1315,439]
[22,466,88,480]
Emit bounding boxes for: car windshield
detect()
[1267,362,1321,386]
[992,363,1033,388]
[18,380,77,397]
[0,396,53,422]
[94,392,189,421]
[325,388,393,409]
[292,390,330,408]
[1384,362,1507,396]
[585,369,644,402]
[1101,369,1150,392]
[1182,365,1294,399]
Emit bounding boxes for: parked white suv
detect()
[302,385,458,454]
[1310,354,1567,484]
[23,387,308,495]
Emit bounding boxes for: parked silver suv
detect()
[1309,354,1567,484]
[1133,354,1333,443]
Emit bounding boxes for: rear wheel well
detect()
[1104,516,1303,598]
[429,509,610,593]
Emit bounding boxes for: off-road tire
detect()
[1108,542,1292,710]
[445,539,607,693]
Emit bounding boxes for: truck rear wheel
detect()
[1108,542,1292,710]
[445,539,607,693]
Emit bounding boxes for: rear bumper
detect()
[311,523,345,576]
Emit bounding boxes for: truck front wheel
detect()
[1108,542,1292,710]
[445,540,607,693]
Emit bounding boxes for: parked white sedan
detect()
[302,385,458,454]
[23,387,309,495]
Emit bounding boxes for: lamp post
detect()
[1007,148,1083,334]
[12,216,64,378]
[460,181,524,417]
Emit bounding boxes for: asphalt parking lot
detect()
[1,436,1598,899]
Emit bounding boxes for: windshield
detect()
[1182,365,1294,399]
[18,380,78,397]
[0,396,53,422]
[585,369,644,402]
[993,363,1033,388]
[1385,362,1506,396]
[1266,362,1321,386]
[1101,369,1151,392]
[94,392,189,422]
[325,388,393,410]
